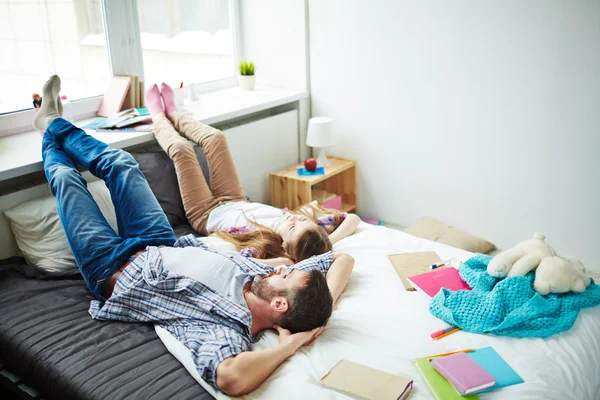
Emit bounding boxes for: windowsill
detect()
[0,86,308,182]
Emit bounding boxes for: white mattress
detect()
[157,223,600,399]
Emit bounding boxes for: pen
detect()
[430,326,457,339]
[179,82,184,88]
[425,348,473,359]
[434,327,461,340]
[430,257,455,269]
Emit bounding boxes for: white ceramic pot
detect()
[172,87,188,107]
[238,75,256,91]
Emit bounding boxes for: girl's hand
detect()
[282,258,295,266]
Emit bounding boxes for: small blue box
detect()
[297,166,325,176]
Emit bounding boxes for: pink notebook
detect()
[406,267,471,299]
[97,78,131,117]
[431,352,495,395]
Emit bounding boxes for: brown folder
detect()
[388,251,443,291]
[320,360,413,400]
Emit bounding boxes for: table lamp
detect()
[306,116,335,167]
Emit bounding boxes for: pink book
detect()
[407,267,471,299]
[97,77,131,117]
[431,352,496,395]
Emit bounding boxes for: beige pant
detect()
[152,112,246,234]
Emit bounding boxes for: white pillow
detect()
[3,180,118,278]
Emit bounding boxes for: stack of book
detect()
[97,75,145,118]
[414,347,523,399]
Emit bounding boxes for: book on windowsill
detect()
[407,267,471,299]
[84,108,153,132]
[95,123,153,133]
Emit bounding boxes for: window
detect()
[137,0,235,87]
[0,0,240,132]
[0,0,110,114]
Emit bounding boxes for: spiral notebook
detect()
[388,251,443,291]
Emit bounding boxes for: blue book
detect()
[297,166,325,176]
[467,347,524,393]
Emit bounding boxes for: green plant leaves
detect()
[239,60,255,76]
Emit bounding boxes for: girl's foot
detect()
[160,83,177,117]
[32,75,61,132]
[146,84,164,115]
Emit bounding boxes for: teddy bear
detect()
[534,255,590,295]
[487,232,591,295]
[487,232,556,278]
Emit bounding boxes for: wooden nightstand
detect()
[270,156,357,212]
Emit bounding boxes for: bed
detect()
[159,222,600,400]
[1,146,599,399]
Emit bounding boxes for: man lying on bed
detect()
[33,75,354,396]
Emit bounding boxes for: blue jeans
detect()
[42,118,176,301]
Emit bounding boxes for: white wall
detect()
[240,0,311,160]
[309,0,600,271]
[240,0,308,90]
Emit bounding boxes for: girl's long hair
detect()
[215,202,341,261]
[292,202,345,234]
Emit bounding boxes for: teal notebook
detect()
[467,347,524,393]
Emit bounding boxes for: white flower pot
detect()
[238,75,256,91]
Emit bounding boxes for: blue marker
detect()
[430,258,455,269]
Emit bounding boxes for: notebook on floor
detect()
[467,347,524,392]
[414,357,479,400]
[431,352,495,395]
[388,251,443,291]
[407,267,471,299]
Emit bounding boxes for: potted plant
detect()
[238,60,255,91]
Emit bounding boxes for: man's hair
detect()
[277,269,333,333]
[288,227,332,262]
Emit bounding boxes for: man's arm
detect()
[292,252,354,307]
[327,253,354,307]
[328,213,360,244]
[216,326,323,396]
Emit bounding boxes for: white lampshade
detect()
[306,117,335,166]
[306,117,335,147]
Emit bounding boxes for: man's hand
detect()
[216,326,325,396]
[274,325,325,355]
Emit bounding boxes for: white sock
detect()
[33,75,61,132]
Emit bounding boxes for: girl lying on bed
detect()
[145,83,361,265]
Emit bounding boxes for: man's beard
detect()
[251,274,286,301]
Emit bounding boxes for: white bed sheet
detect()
[157,223,600,400]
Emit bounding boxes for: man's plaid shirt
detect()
[89,234,333,387]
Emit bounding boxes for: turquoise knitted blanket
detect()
[429,254,600,338]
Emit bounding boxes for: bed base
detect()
[0,357,42,400]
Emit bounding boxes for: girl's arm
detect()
[327,252,354,307]
[328,213,360,245]
[250,257,294,267]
